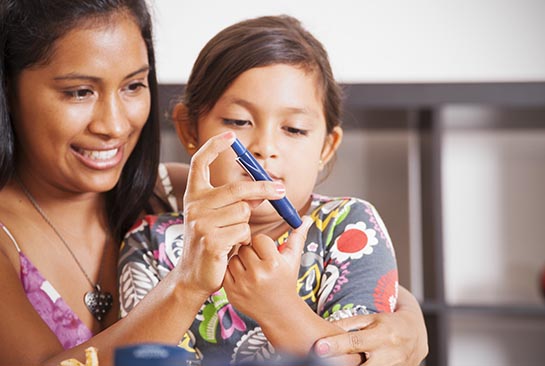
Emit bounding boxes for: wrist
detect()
[259,297,323,355]
[167,269,211,310]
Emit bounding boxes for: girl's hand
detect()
[313,286,428,366]
[176,132,287,298]
[223,216,312,320]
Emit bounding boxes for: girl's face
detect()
[10,14,150,194]
[190,64,342,227]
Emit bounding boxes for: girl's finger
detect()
[247,234,277,260]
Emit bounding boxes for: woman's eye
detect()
[284,126,308,136]
[222,118,251,127]
[127,82,148,92]
[64,89,93,100]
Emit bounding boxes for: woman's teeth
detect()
[80,148,118,160]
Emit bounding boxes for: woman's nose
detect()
[88,94,131,138]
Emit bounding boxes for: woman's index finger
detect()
[185,131,236,193]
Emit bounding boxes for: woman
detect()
[0,1,426,365]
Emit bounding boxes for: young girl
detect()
[119,15,398,365]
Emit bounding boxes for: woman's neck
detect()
[12,172,108,235]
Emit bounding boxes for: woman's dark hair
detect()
[182,15,343,136]
[1,0,160,243]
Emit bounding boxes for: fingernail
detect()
[315,341,330,357]
[273,182,286,195]
[223,131,235,140]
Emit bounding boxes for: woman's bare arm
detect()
[313,285,428,365]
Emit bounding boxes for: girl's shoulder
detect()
[122,212,184,251]
[308,193,391,239]
[149,162,189,214]
[309,193,377,218]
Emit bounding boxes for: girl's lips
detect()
[71,145,124,170]
[241,171,283,182]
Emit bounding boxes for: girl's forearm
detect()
[257,298,360,364]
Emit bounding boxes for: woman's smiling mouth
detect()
[72,145,124,169]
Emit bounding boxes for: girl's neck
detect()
[250,195,313,241]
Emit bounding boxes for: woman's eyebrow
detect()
[53,65,150,82]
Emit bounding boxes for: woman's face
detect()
[10,14,150,194]
[191,64,342,226]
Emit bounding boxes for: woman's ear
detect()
[319,126,343,171]
[172,102,198,154]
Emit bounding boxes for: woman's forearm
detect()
[45,270,207,366]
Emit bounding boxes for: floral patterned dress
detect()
[118,194,398,365]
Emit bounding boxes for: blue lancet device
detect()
[231,138,303,229]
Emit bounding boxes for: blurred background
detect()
[149,1,545,365]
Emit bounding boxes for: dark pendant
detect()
[84,285,113,321]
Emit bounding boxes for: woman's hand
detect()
[176,131,287,297]
[313,286,428,366]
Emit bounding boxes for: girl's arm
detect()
[224,220,341,354]
[225,197,400,365]
[223,219,360,365]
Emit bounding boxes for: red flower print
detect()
[331,222,378,261]
[373,269,398,312]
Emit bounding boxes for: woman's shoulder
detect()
[0,184,28,260]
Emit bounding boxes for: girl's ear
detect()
[172,102,198,154]
[319,126,343,171]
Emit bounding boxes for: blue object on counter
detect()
[115,343,199,366]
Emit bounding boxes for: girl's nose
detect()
[247,128,278,160]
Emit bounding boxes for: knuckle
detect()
[262,181,276,196]
[193,220,205,233]
[348,333,362,353]
[189,155,204,172]
[228,183,244,199]
[390,333,402,347]
[238,202,251,219]
[240,223,251,239]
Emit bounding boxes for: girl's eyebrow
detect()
[53,65,150,82]
[224,96,320,118]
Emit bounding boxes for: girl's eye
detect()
[222,118,251,127]
[284,126,308,136]
[64,89,93,100]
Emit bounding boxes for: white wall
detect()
[150,0,545,84]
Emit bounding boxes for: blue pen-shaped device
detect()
[231,138,302,229]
